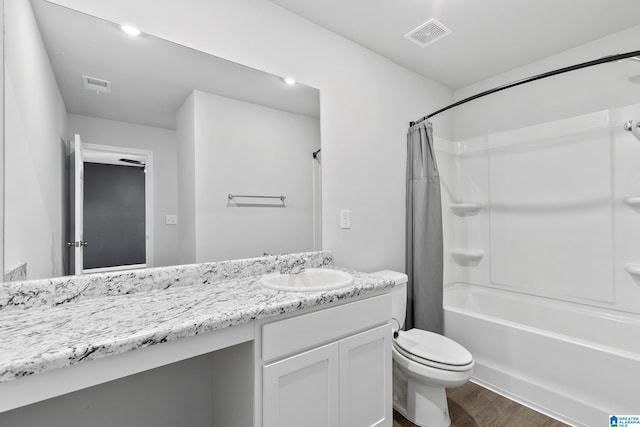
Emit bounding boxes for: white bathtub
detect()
[444,284,640,426]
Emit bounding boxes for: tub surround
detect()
[0,251,394,387]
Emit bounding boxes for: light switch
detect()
[165,215,178,225]
[340,209,351,229]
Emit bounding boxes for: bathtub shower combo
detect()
[444,285,639,425]
[418,46,640,425]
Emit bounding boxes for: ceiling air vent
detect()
[82,75,111,94]
[404,18,452,48]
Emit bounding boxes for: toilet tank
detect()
[370,270,408,329]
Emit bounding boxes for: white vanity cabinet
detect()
[263,340,340,427]
[259,294,392,427]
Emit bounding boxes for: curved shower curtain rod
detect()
[410,49,640,127]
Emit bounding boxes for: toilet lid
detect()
[394,329,473,369]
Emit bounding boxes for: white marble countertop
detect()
[0,253,393,384]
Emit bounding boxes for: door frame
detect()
[81,142,154,273]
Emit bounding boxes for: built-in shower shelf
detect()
[623,196,640,209]
[624,263,640,278]
[450,249,485,266]
[450,203,483,216]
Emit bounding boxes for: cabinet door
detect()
[263,342,339,427]
[339,324,392,427]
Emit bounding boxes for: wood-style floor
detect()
[392,381,568,427]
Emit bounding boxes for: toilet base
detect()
[392,346,473,427]
[394,379,451,427]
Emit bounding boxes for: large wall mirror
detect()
[4,0,321,281]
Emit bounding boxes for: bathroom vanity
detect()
[0,252,394,427]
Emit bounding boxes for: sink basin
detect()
[259,268,354,292]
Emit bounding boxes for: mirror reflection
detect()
[4,0,321,281]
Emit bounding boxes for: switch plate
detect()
[165,215,178,225]
[340,209,351,229]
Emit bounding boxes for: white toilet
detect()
[372,271,474,427]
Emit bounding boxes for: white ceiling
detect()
[269,0,640,89]
[31,0,319,130]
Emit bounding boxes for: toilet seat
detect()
[393,329,473,372]
[392,346,473,388]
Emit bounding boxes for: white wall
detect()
[176,93,197,264]
[187,90,320,262]
[453,25,640,141]
[0,2,5,280]
[0,1,5,281]
[5,0,68,280]
[443,25,640,315]
[67,114,180,268]
[46,0,453,273]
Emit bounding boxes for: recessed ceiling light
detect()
[121,25,141,36]
[283,77,296,85]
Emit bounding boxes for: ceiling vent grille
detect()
[82,75,111,94]
[404,18,452,48]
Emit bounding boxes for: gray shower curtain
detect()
[405,122,444,334]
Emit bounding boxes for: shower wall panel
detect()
[446,104,640,315]
[433,138,456,287]
[451,139,490,287]
[611,102,640,315]
[488,111,614,303]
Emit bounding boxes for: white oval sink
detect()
[260,268,354,292]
